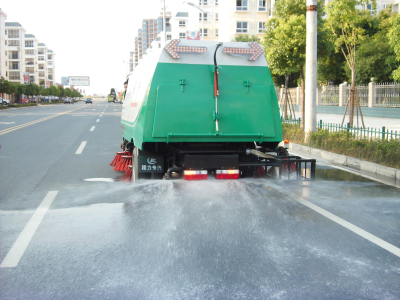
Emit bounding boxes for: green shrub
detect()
[282,124,400,169]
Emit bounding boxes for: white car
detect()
[2,98,10,105]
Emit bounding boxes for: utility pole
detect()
[304,0,317,136]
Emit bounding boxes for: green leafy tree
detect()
[232,34,261,43]
[263,0,328,128]
[346,9,399,83]
[326,0,376,126]
[64,88,72,97]
[388,14,400,81]
[0,77,12,100]
[39,80,45,87]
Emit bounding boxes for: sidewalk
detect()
[288,143,400,188]
[293,113,400,132]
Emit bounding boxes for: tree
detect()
[263,0,327,129]
[325,0,376,126]
[232,34,261,43]
[388,14,400,81]
[0,77,11,100]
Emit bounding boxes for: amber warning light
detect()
[223,42,264,61]
[164,39,207,59]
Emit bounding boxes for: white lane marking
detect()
[297,198,400,258]
[101,112,104,114]
[96,119,99,122]
[75,141,87,154]
[90,126,95,131]
[99,115,102,117]
[84,178,115,182]
[265,181,400,258]
[0,122,15,124]
[0,191,58,268]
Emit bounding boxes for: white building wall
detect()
[219,0,271,42]
[24,35,38,84]
[0,9,7,79]
[5,24,26,84]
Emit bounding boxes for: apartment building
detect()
[5,22,26,83]
[0,9,7,78]
[325,0,400,13]
[218,0,274,42]
[133,13,171,68]
[47,49,55,86]
[24,33,38,84]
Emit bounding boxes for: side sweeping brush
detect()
[121,165,133,182]
[114,155,132,172]
[110,151,129,167]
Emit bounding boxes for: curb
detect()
[289,143,400,185]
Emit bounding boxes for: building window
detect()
[199,13,208,21]
[179,20,186,27]
[26,59,34,65]
[9,71,20,80]
[39,71,45,78]
[26,67,34,73]
[258,22,265,33]
[38,49,45,55]
[199,0,207,5]
[236,22,248,33]
[26,50,35,55]
[9,62,19,70]
[25,40,34,48]
[215,0,218,5]
[179,32,186,39]
[9,51,19,59]
[48,61,53,66]
[8,29,19,38]
[236,0,248,11]
[38,64,44,70]
[38,56,45,61]
[215,13,219,21]
[215,28,219,37]
[167,35,172,40]
[258,0,266,11]
[8,40,20,46]
[200,28,208,37]
[48,55,52,60]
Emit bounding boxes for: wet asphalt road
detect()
[0,100,399,299]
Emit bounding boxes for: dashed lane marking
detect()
[75,141,87,154]
[96,119,99,122]
[0,191,59,268]
[90,126,95,131]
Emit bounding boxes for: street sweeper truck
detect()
[115,40,315,181]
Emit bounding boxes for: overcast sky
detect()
[2,0,172,95]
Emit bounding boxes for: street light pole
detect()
[163,0,167,45]
[185,1,208,40]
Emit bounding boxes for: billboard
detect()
[69,76,90,86]
[24,73,30,85]
[186,30,200,40]
[61,77,69,85]
[45,80,50,88]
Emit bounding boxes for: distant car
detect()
[2,98,10,105]
[85,98,93,104]
[64,98,73,104]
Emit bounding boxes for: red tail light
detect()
[184,170,208,180]
[216,169,239,179]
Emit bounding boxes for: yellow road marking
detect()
[0,106,86,135]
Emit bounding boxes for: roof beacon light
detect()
[164,39,207,59]
[284,140,290,149]
[216,169,239,180]
[184,170,208,180]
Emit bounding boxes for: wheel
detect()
[132,147,139,182]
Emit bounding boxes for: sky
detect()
[2,0,172,95]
